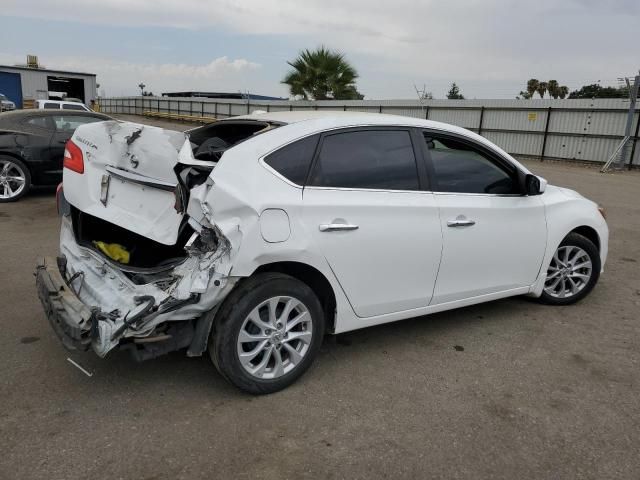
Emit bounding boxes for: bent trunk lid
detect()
[63,121,188,245]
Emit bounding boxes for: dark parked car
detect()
[0,109,110,202]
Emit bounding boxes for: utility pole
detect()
[616,74,640,169]
[601,72,640,172]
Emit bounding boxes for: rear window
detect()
[264,135,319,185]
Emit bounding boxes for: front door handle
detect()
[447,218,476,227]
[319,223,359,232]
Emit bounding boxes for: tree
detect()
[558,86,569,99]
[536,81,548,98]
[446,82,465,99]
[282,46,363,100]
[518,90,532,99]
[568,83,628,99]
[526,79,539,99]
[547,80,560,99]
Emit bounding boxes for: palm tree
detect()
[282,47,363,100]
[536,81,548,98]
[526,79,539,99]
[558,86,569,99]
[547,80,560,99]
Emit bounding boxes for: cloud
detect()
[0,53,261,96]
[2,0,638,98]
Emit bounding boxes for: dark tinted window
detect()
[264,134,319,185]
[62,104,87,111]
[53,115,102,131]
[25,116,51,129]
[309,130,419,190]
[43,103,60,109]
[424,134,517,194]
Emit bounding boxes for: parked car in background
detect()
[0,93,16,112]
[0,109,110,201]
[36,99,91,112]
[36,111,608,394]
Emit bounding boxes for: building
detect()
[0,61,97,108]
[162,91,284,101]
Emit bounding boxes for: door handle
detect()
[447,218,476,227]
[319,223,359,232]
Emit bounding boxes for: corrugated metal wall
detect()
[99,97,640,166]
[0,67,97,106]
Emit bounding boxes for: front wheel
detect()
[210,273,325,394]
[538,233,601,305]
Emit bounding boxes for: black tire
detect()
[537,232,601,305]
[209,272,325,394]
[0,155,31,203]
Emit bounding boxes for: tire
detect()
[0,156,31,202]
[537,232,601,305]
[209,272,325,394]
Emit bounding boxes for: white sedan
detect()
[36,111,608,393]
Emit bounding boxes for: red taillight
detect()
[63,140,84,173]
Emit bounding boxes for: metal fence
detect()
[99,97,640,167]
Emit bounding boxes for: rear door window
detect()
[43,102,60,109]
[264,134,319,185]
[52,115,103,132]
[308,129,420,190]
[62,104,87,111]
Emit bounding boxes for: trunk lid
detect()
[64,121,189,245]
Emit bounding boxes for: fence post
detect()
[629,112,640,170]
[540,107,552,161]
[201,101,204,118]
[247,100,251,114]
[478,106,485,136]
[214,102,218,117]
[425,106,430,120]
[266,104,270,112]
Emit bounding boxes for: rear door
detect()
[421,131,547,304]
[301,128,443,318]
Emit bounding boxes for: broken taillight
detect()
[63,140,84,173]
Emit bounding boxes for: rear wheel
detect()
[210,273,325,394]
[0,156,31,202]
[538,233,600,305]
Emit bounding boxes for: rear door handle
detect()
[447,218,476,227]
[319,223,359,232]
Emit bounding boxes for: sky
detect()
[1,0,638,99]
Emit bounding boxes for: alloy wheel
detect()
[0,160,27,200]
[543,245,593,299]
[236,296,313,380]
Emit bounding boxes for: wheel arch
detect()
[0,151,30,171]
[569,225,600,252]
[253,261,338,334]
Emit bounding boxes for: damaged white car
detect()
[36,111,608,394]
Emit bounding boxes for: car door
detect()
[421,131,547,305]
[301,128,443,318]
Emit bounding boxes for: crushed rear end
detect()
[36,118,274,360]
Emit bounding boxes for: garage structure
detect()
[0,64,97,109]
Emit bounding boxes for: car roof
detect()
[231,110,473,136]
[0,109,111,131]
[37,99,83,104]
[225,110,530,174]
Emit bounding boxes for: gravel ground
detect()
[1,114,639,479]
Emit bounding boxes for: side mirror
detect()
[525,174,545,195]
[537,176,547,193]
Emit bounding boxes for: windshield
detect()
[0,94,7,101]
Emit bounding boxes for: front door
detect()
[421,131,547,304]
[302,128,443,318]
